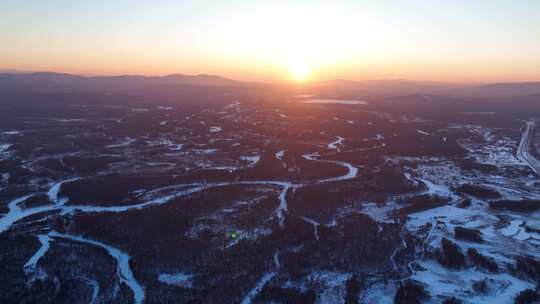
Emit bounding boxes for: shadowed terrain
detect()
[1,76,540,303]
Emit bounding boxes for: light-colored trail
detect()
[517,121,540,175]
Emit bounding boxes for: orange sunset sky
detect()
[1,1,540,83]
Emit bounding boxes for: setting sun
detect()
[290,63,311,82]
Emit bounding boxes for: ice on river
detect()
[49,232,145,304]
[24,234,52,279]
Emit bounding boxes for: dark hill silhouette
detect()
[1,71,540,97]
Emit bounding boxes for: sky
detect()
[1,0,540,83]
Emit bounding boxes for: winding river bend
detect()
[1,136,368,303]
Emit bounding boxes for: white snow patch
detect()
[51,118,87,122]
[241,155,260,167]
[273,252,281,269]
[156,106,173,110]
[328,136,345,151]
[411,260,533,304]
[500,220,523,237]
[2,130,22,135]
[106,137,136,148]
[275,150,286,161]
[210,166,239,172]
[0,144,12,153]
[403,172,419,186]
[308,271,350,304]
[360,282,396,304]
[462,111,496,115]
[170,143,183,151]
[406,205,473,232]
[131,108,149,113]
[193,148,218,154]
[275,184,292,228]
[158,273,193,288]
[241,272,277,304]
[420,94,432,102]
[299,99,367,105]
[360,202,397,224]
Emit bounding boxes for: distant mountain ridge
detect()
[0,71,242,86]
[470,82,540,96]
[1,71,540,97]
[303,78,540,98]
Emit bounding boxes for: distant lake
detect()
[298,98,368,105]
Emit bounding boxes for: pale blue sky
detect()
[1,1,539,81]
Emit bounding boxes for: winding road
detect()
[517,121,540,175]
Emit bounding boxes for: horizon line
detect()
[2,69,540,85]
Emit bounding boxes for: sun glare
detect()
[291,63,311,82]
